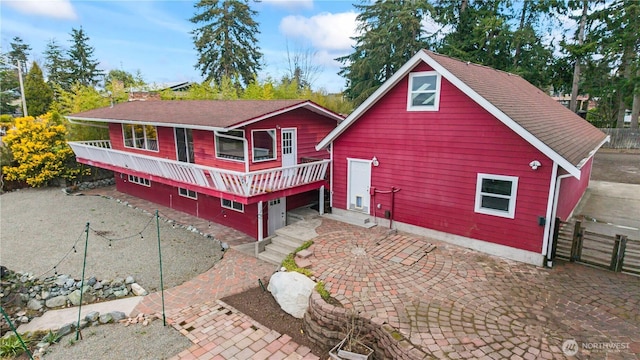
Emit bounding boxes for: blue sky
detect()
[1,0,359,93]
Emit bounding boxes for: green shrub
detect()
[0,333,31,357]
[280,240,314,276]
[315,281,331,301]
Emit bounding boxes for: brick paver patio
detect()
[84,186,640,359]
[310,219,640,359]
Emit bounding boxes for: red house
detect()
[67,100,342,241]
[317,50,608,266]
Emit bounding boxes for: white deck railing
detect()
[68,141,329,197]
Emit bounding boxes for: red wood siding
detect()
[114,172,259,238]
[109,123,176,160]
[556,157,593,220]
[332,63,553,253]
[244,108,336,171]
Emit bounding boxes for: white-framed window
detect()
[178,187,197,199]
[407,71,441,111]
[474,173,518,219]
[221,198,244,212]
[128,174,150,187]
[123,124,158,151]
[215,130,245,161]
[251,129,276,162]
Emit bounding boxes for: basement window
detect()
[128,175,150,187]
[474,173,518,219]
[178,187,197,199]
[221,198,244,212]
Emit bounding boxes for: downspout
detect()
[257,200,263,255]
[329,144,334,209]
[545,166,573,267]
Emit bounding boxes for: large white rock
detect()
[268,271,315,319]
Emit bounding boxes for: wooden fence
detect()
[599,128,640,149]
[553,219,640,276]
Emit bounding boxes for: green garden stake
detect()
[258,278,266,291]
[0,306,34,360]
[156,210,166,326]
[76,222,89,341]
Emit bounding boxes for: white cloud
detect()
[262,0,313,11]
[279,11,358,52]
[4,0,77,20]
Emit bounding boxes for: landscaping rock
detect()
[110,311,126,322]
[130,283,147,296]
[27,298,43,311]
[99,313,113,324]
[68,289,95,306]
[125,276,135,284]
[85,311,100,322]
[268,271,316,319]
[57,323,74,337]
[45,295,68,308]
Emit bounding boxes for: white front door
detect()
[268,197,287,235]
[347,159,371,213]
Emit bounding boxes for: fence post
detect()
[613,235,628,272]
[570,221,582,262]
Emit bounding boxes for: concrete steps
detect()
[257,208,320,265]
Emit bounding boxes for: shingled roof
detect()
[67,99,343,130]
[317,50,608,178]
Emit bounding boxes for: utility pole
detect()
[16,60,27,117]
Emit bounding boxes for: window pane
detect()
[145,125,158,151]
[222,199,231,207]
[481,179,512,196]
[412,75,436,92]
[252,130,276,161]
[123,124,134,147]
[134,125,145,148]
[216,133,244,160]
[232,202,243,211]
[481,196,510,211]
[411,93,435,107]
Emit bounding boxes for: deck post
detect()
[257,201,263,257]
[319,185,325,215]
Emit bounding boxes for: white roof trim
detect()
[316,51,585,179]
[64,116,227,132]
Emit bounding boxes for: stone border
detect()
[303,291,431,359]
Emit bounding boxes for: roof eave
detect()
[64,115,228,132]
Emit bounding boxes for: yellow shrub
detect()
[2,112,87,187]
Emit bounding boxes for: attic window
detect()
[407,71,440,111]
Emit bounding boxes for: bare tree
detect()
[285,42,322,89]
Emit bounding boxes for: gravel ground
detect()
[0,187,223,291]
[1,186,224,359]
[41,320,191,360]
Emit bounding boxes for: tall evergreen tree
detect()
[8,37,31,74]
[589,0,639,128]
[337,0,433,105]
[0,54,20,115]
[67,27,103,87]
[24,61,53,117]
[190,0,263,87]
[43,39,70,91]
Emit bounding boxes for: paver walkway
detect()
[309,219,640,359]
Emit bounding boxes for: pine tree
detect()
[190,0,263,87]
[8,37,31,74]
[24,61,53,117]
[67,27,104,87]
[337,0,432,105]
[0,57,20,115]
[43,39,70,91]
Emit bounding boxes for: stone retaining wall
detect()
[303,291,431,359]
